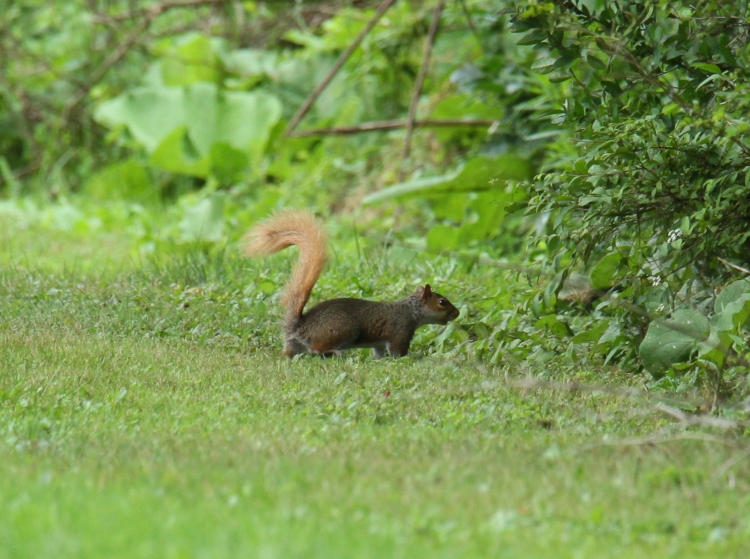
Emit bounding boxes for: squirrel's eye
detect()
[438,299,447,306]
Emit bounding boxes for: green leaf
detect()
[576,0,606,15]
[209,142,249,184]
[639,309,710,375]
[698,328,731,370]
[179,192,225,242]
[221,48,279,84]
[714,278,750,314]
[362,174,456,205]
[431,94,502,120]
[159,34,222,86]
[589,252,621,289]
[151,126,210,177]
[713,292,750,332]
[698,293,750,368]
[431,193,469,221]
[363,155,532,205]
[83,159,155,203]
[96,88,184,152]
[661,102,681,115]
[534,315,571,338]
[426,225,461,251]
[690,62,722,74]
[517,29,548,46]
[95,84,281,178]
[571,321,608,343]
[182,83,280,161]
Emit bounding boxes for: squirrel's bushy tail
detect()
[243,210,327,328]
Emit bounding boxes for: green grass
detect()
[1,217,749,558]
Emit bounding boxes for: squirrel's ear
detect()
[423,284,432,297]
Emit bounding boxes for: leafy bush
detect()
[488,0,750,383]
[516,0,750,277]
[639,279,750,392]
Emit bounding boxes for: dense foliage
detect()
[2,0,750,398]
[510,0,750,392]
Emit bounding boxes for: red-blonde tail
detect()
[243,210,328,326]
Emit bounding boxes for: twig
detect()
[66,0,230,119]
[654,402,739,429]
[507,376,726,423]
[63,17,151,120]
[459,0,482,49]
[91,0,229,23]
[400,0,445,174]
[718,257,750,276]
[283,0,398,137]
[287,118,496,137]
[712,448,750,481]
[386,371,749,436]
[580,431,742,450]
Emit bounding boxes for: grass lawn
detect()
[1,216,748,558]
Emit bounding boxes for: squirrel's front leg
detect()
[386,336,411,357]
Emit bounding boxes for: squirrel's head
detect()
[414,284,459,325]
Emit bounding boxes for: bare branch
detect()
[401,0,445,170]
[65,0,232,119]
[287,118,496,137]
[283,0,398,138]
[654,403,739,429]
[718,257,750,276]
[459,0,482,49]
[92,0,230,23]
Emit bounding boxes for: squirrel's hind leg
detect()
[372,341,389,358]
[283,336,308,358]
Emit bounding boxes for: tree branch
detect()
[283,0,398,138]
[65,0,231,119]
[287,118,496,137]
[400,0,445,173]
[92,0,230,23]
[718,257,750,275]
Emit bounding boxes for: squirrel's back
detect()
[243,210,327,327]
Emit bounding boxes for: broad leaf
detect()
[84,159,154,202]
[698,292,750,369]
[179,193,225,242]
[159,34,222,86]
[96,88,183,152]
[589,252,621,290]
[639,309,709,375]
[714,278,750,314]
[363,154,532,204]
[426,225,462,251]
[95,84,281,178]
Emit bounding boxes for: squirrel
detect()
[243,210,459,358]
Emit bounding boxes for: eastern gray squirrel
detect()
[243,210,459,357]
